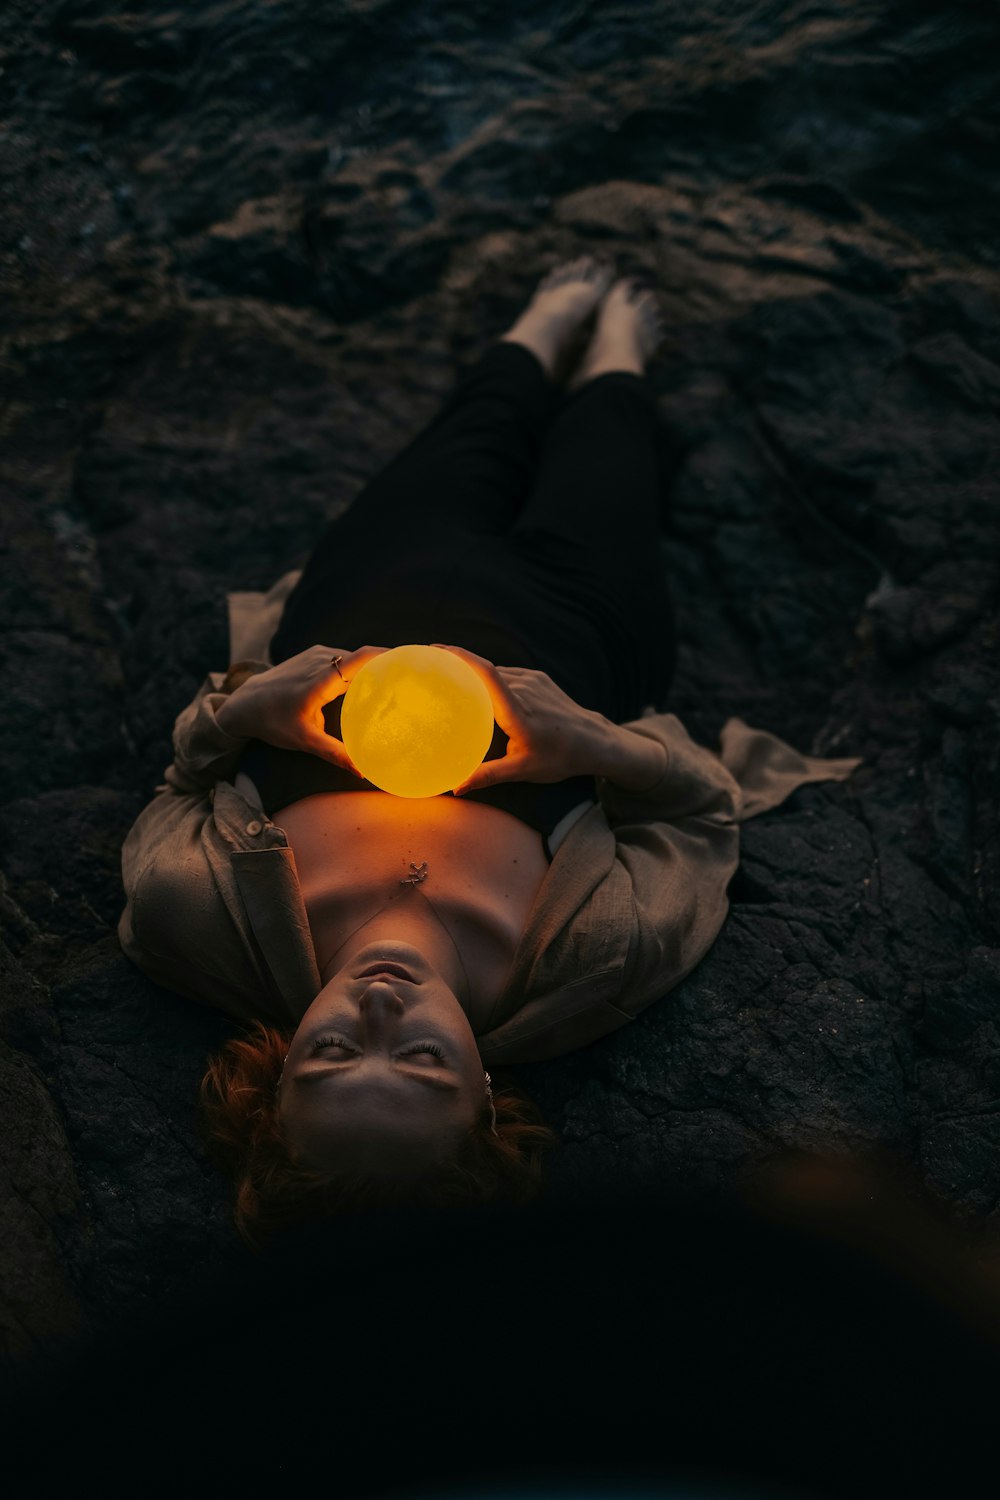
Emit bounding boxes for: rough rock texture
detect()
[2,0,999,1380]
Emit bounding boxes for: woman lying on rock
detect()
[117,254,863,1246]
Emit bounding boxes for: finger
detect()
[317,645,388,678]
[303,732,361,776]
[337,645,387,690]
[430,644,529,681]
[308,695,360,766]
[429,642,495,669]
[317,644,387,655]
[453,753,529,796]
[350,644,391,663]
[314,648,353,691]
[429,643,520,733]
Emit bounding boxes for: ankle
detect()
[576,344,645,381]
[498,326,558,379]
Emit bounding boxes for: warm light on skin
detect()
[341,644,495,797]
[277,935,487,1178]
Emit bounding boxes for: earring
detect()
[484,1070,498,1136]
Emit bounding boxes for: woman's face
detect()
[277,940,487,1175]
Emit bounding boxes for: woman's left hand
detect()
[218,643,390,773]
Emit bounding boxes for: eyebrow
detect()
[294,1065,461,1094]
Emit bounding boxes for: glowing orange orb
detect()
[340,644,495,797]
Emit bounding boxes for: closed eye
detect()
[309,1036,356,1057]
[309,1035,445,1060]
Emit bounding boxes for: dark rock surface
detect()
[2,0,1000,1444]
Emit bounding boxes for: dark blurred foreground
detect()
[6,1151,1000,1499]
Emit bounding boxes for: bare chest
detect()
[271,791,550,1028]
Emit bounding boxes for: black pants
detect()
[269,340,678,726]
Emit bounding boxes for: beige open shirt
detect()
[117,568,865,1066]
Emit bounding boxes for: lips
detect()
[358,962,414,981]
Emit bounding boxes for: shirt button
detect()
[246,820,263,836]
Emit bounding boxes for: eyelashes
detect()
[310,1034,445,1060]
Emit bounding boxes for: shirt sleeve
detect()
[117,783,291,1025]
[480,710,862,1065]
[595,712,743,827]
[596,709,864,1019]
[478,804,739,1067]
[478,716,745,1066]
[160,668,268,795]
[597,713,744,1015]
[117,669,287,1025]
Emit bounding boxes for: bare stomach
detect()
[270,790,551,1030]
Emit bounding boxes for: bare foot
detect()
[565,276,666,392]
[499,254,616,380]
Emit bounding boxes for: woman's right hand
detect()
[429,643,614,795]
[216,643,390,773]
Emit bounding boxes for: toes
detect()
[623,276,659,310]
[542,253,613,289]
[589,257,616,288]
[607,276,666,347]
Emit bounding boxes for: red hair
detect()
[198,1021,560,1249]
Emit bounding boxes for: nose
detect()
[358,982,406,1030]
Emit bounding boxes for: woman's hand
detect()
[217,644,390,774]
[429,642,614,795]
